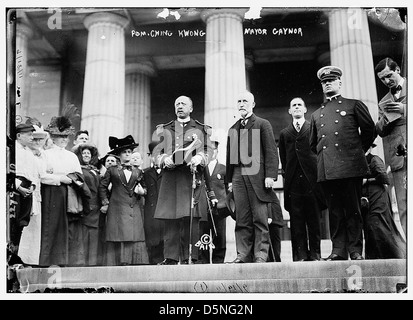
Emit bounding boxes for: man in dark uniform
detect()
[309,66,375,261]
[142,141,164,265]
[154,95,213,265]
[226,90,279,263]
[279,97,325,261]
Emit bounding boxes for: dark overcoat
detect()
[278,120,326,212]
[142,166,164,247]
[309,96,376,182]
[154,118,213,220]
[99,165,145,242]
[226,113,279,202]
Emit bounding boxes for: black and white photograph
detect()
[2,0,410,303]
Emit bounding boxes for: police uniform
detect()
[309,66,375,260]
[154,118,213,264]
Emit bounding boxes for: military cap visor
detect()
[317,66,343,82]
[16,123,35,133]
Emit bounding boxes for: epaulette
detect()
[156,120,173,134]
[195,120,212,134]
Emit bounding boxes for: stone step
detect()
[16,259,406,294]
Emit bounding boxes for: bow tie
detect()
[391,85,402,95]
[122,164,132,171]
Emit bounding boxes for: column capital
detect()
[200,8,248,24]
[83,12,129,30]
[16,21,33,39]
[125,61,156,77]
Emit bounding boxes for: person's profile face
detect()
[377,65,401,89]
[18,131,34,147]
[174,96,193,119]
[105,156,117,168]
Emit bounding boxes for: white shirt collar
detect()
[177,117,190,123]
[326,94,341,101]
[293,117,305,127]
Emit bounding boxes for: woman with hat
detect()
[18,120,48,266]
[73,142,102,266]
[98,135,149,265]
[39,113,83,267]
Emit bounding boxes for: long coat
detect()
[309,96,376,182]
[154,118,213,220]
[226,113,279,202]
[208,162,228,210]
[278,120,326,212]
[376,79,407,172]
[142,166,164,247]
[99,165,145,242]
[80,166,101,228]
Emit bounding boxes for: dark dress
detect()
[361,153,406,259]
[80,165,101,266]
[99,165,149,265]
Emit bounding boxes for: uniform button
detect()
[335,120,339,124]
[323,146,327,149]
[335,143,339,147]
[321,124,325,127]
[336,109,340,113]
[335,132,339,135]
[320,114,324,118]
[321,105,325,109]
[322,134,326,138]
[338,101,342,104]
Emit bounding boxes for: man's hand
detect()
[100,205,108,214]
[384,101,405,114]
[60,175,72,185]
[211,199,218,207]
[17,186,32,197]
[164,155,175,169]
[265,177,274,189]
[188,154,202,171]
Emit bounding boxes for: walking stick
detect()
[188,169,196,265]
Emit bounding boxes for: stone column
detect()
[125,61,155,167]
[15,21,33,121]
[81,12,129,155]
[328,8,383,156]
[202,8,248,164]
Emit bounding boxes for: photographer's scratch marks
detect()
[131,27,304,38]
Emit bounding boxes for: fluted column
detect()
[125,61,155,167]
[81,12,129,155]
[15,22,33,120]
[328,8,383,156]
[202,9,248,164]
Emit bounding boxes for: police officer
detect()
[154,96,213,265]
[309,66,375,261]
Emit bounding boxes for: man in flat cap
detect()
[309,66,375,261]
[9,123,37,256]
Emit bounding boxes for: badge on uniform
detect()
[217,174,222,180]
[340,111,347,116]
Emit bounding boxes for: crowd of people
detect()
[8,58,407,269]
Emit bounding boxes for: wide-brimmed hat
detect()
[16,123,35,134]
[45,115,76,136]
[73,142,100,166]
[107,135,139,155]
[99,153,120,167]
[224,191,236,221]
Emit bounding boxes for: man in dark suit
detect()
[226,90,279,263]
[154,95,213,265]
[375,57,407,238]
[279,97,325,261]
[198,139,228,263]
[142,141,164,265]
[309,66,376,261]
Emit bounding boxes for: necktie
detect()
[295,122,301,132]
[122,164,132,171]
[391,85,402,95]
[241,118,247,127]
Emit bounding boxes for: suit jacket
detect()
[309,95,376,182]
[99,165,145,242]
[376,78,407,171]
[226,113,279,202]
[143,166,164,247]
[278,120,326,212]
